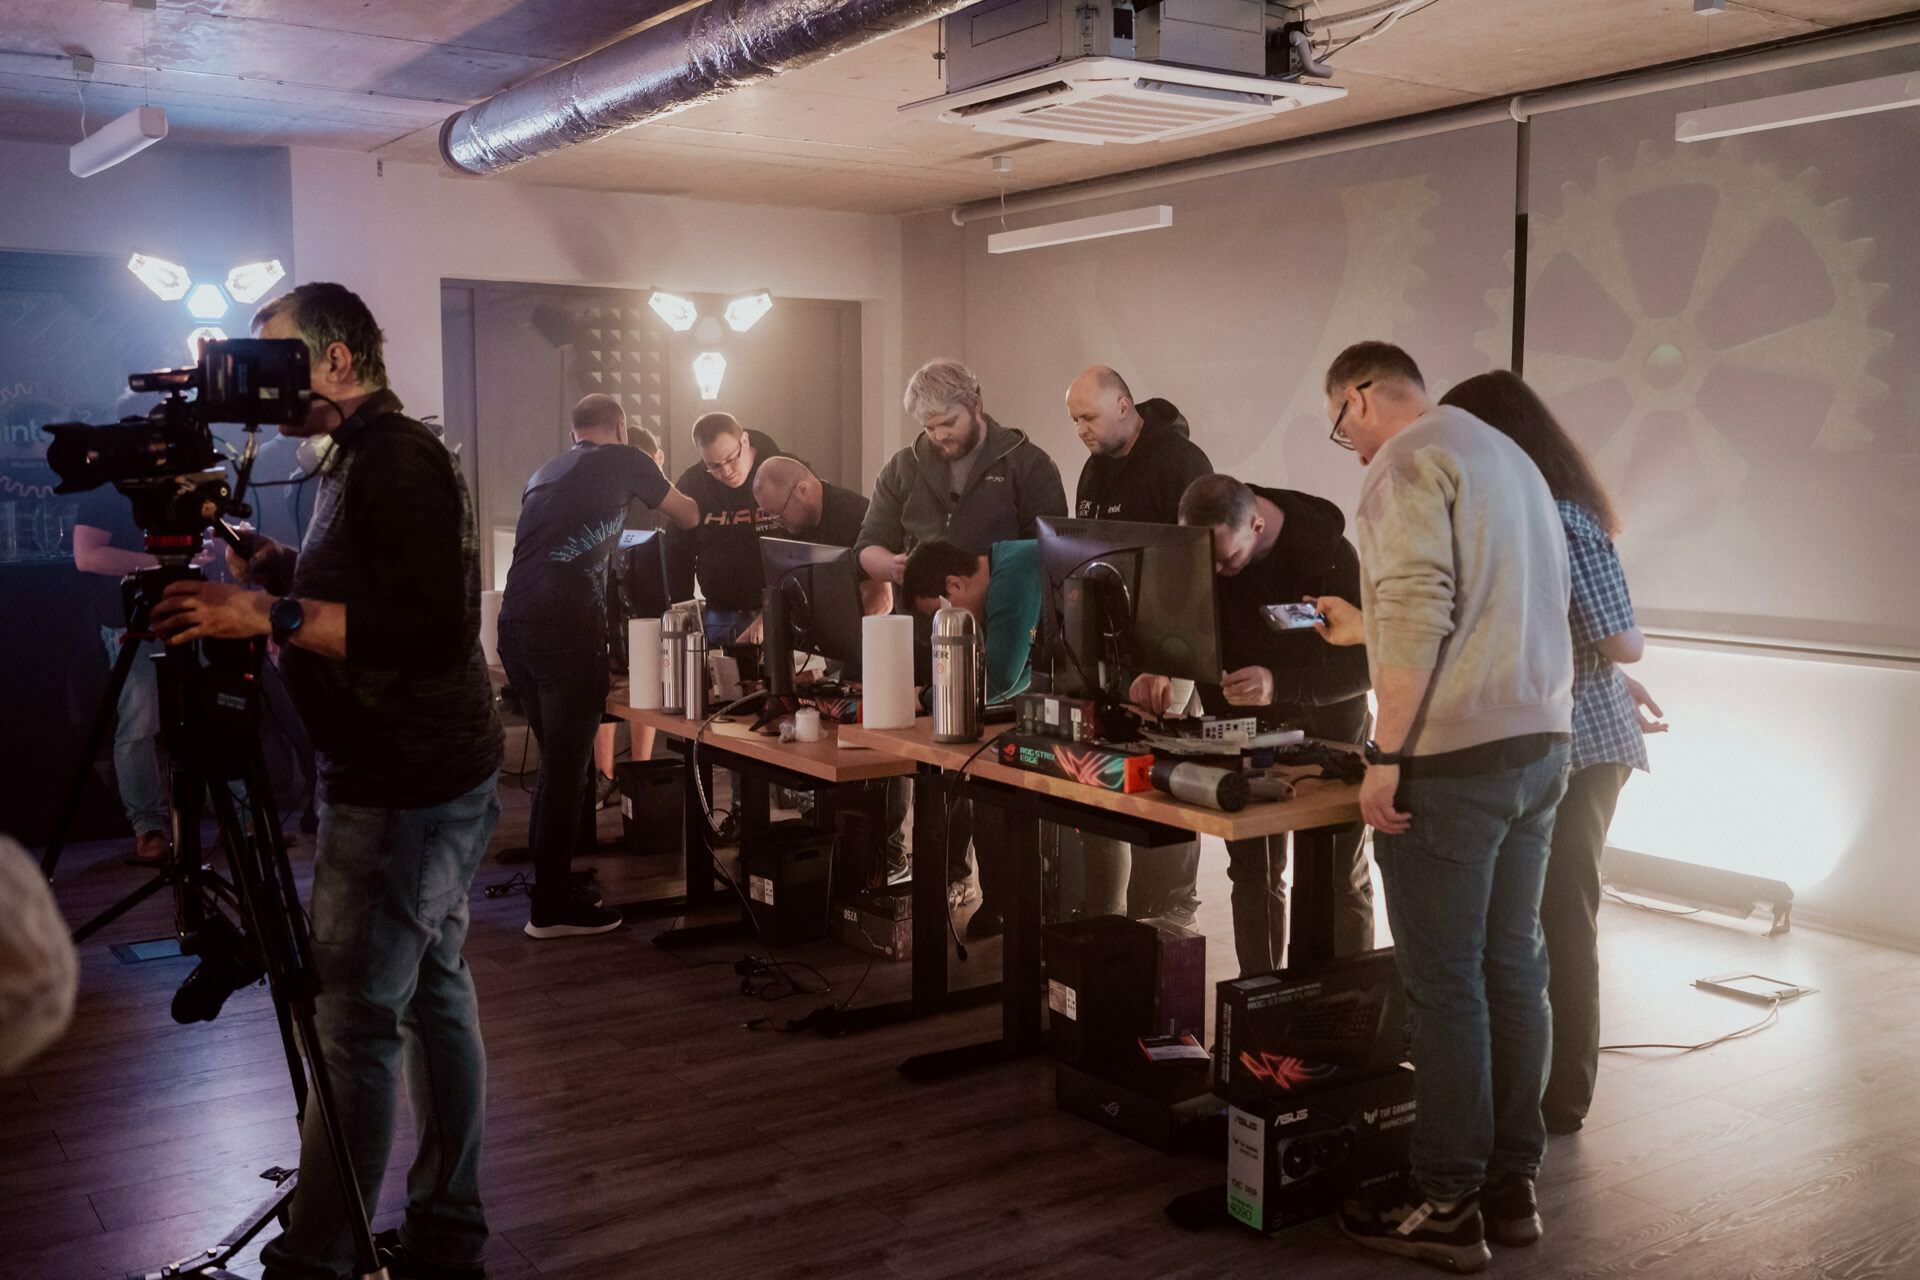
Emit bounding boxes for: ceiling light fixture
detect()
[71,104,168,178]
[692,351,727,400]
[723,291,774,333]
[986,205,1174,255]
[1676,70,1920,142]
[648,290,698,332]
[127,252,191,301]
[185,283,229,321]
[224,260,286,304]
[186,325,227,359]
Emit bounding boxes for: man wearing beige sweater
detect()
[1319,342,1573,1273]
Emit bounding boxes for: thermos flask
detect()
[684,625,711,721]
[661,606,692,714]
[931,605,984,743]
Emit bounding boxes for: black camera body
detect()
[42,338,310,503]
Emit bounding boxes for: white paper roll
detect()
[479,590,502,667]
[860,614,917,729]
[628,617,663,710]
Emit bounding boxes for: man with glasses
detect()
[1319,341,1573,1272]
[665,412,785,645]
[752,455,892,616]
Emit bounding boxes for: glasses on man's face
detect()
[773,483,805,527]
[1329,379,1373,451]
[704,436,746,475]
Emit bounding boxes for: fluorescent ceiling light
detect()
[648,290,698,332]
[225,260,285,304]
[723,291,773,332]
[127,252,191,301]
[1677,70,1920,142]
[692,351,727,400]
[71,105,168,178]
[186,326,227,359]
[987,205,1173,255]
[185,283,229,321]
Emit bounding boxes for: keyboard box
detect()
[1227,1064,1416,1235]
[1212,949,1408,1111]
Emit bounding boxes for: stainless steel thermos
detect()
[661,605,692,713]
[684,625,710,721]
[931,605,984,743]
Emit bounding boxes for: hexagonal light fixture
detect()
[692,351,727,401]
[185,283,230,321]
[647,290,698,332]
[723,291,773,333]
[224,259,286,304]
[128,252,191,301]
[186,325,228,359]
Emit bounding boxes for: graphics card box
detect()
[1212,949,1409,1110]
[1227,1065,1417,1234]
[836,884,912,962]
[1056,1060,1226,1156]
[999,733,1154,793]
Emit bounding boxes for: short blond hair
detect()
[903,358,981,424]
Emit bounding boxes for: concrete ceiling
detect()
[1,0,1916,214]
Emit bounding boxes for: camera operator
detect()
[152,282,504,1280]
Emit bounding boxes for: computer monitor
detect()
[609,529,670,670]
[1034,517,1221,697]
[759,538,863,696]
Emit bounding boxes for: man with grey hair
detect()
[855,358,1064,936]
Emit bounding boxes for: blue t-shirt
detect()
[984,539,1042,702]
[500,441,671,644]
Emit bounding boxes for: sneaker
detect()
[1482,1175,1543,1247]
[572,880,606,909]
[1338,1181,1491,1273]
[524,901,623,939]
[374,1228,486,1280]
[885,846,911,885]
[947,879,980,912]
[127,829,171,867]
[595,771,621,810]
[966,905,1005,940]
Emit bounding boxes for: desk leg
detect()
[1290,823,1342,969]
[898,796,1043,1080]
[911,764,951,1016]
[653,748,753,951]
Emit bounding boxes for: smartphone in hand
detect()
[1261,602,1325,632]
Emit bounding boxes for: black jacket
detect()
[1075,399,1214,524]
[664,429,783,610]
[855,415,1066,558]
[1207,485,1371,741]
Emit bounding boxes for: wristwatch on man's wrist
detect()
[1363,739,1406,767]
[270,596,305,646]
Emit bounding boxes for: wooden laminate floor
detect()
[14,776,1920,1280]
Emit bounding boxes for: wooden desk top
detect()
[608,701,916,785]
[838,719,1362,840]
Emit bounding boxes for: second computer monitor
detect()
[1034,517,1221,690]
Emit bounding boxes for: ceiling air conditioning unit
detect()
[900,0,1344,145]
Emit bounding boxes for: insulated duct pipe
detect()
[952,13,1920,224]
[440,0,980,175]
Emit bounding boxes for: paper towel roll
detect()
[628,617,663,710]
[860,615,916,729]
[479,590,502,667]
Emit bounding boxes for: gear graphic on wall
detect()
[1479,140,1891,544]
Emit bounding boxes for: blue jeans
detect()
[260,775,500,1279]
[100,625,168,835]
[1373,745,1569,1202]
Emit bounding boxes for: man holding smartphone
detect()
[1128,474,1374,977]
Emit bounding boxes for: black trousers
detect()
[498,635,607,920]
[1540,761,1633,1128]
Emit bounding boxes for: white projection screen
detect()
[961,123,1518,526]
[1521,48,1920,657]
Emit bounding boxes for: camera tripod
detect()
[39,549,388,1280]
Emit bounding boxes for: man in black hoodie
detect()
[1132,475,1375,976]
[1065,366,1214,927]
[665,412,784,644]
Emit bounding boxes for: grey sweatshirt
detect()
[1355,404,1574,757]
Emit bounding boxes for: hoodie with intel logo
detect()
[1074,398,1214,526]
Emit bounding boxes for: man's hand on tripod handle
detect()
[226,530,298,595]
[152,581,347,659]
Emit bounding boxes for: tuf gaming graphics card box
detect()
[1212,949,1409,1110]
[1227,1064,1417,1234]
[999,733,1154,793]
